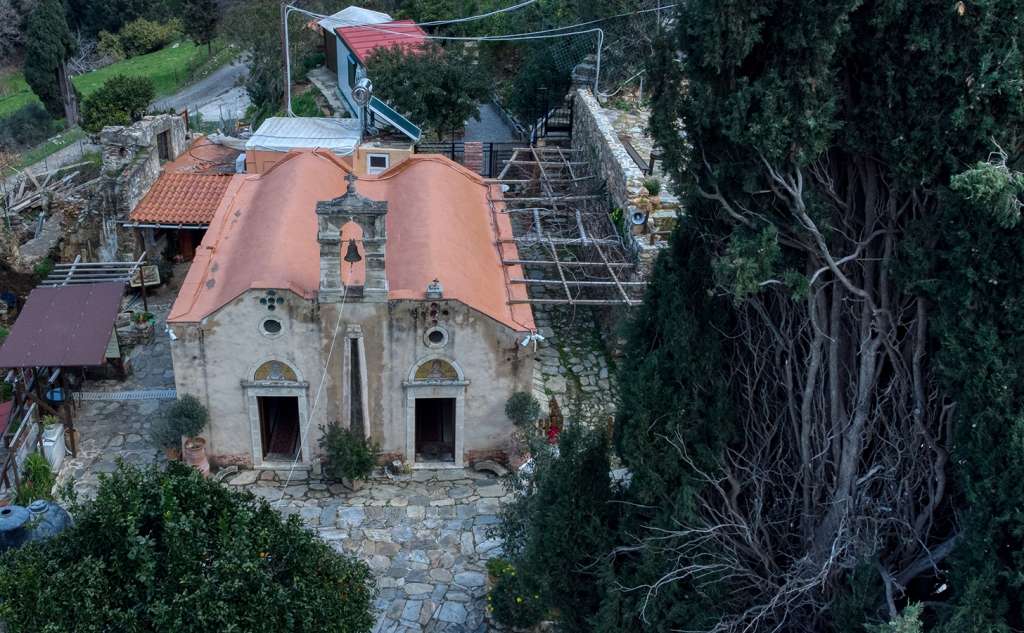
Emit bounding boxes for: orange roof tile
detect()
[169,150,534,332]
[130,172,235,225]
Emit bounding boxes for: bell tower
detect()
[316,173,388,302]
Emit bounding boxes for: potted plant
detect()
[505,392,541,428]
[133,311,155,330]
[164,394,210,475]
[318,423,379,490]
[148,414,183,460]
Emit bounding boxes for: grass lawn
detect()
[0,40,236,119]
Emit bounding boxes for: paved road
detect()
[463,102,519,142]
[153,58,250,117]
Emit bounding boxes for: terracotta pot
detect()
[183,437,210,477]
[164,446,181,461]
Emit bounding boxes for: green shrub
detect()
[117,18,182,57]
[0,103,57,151]
[319,423,378,483]
[491,427,615,632]
[504,392,541,427]
[97,30,125,60]
[291,91,321,117]
[165,393,208,439]
[81,74,155,133]
[0,462,376,632]
[14,452,55,505]
[148,414,182,451]
[488,561,545,629]
[642,177,662,197]
[32,257,53,280]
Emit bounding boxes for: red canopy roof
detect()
[336,19,428,64]
[0,283,124,368]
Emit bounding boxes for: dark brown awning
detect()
[0,283,125,368]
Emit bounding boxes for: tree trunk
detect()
[57,60,78,127]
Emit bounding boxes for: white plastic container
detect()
[42,425,65,471]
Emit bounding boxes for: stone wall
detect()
[95,114,187,260]
[571,88,666,275]
[99,114,187,218]
[571,88,645,212]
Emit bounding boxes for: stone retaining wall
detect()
[571,88,666,275]
[571,88,646,212]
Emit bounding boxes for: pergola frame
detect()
[492,147,645,306]
[39,252,147,287]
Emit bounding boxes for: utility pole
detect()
[280,2,289,113]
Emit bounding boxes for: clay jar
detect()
[183,437,210,476]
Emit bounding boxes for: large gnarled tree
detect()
[621,0,1024,630]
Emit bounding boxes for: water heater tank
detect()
[0,500,71,553]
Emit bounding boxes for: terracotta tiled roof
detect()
[336,19,427,64]
[169,151,535,332]
[130,173,235,225]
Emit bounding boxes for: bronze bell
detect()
[344,238,362,264]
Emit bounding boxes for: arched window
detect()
[413,359,460,382]
[253,360,298,382]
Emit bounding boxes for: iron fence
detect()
[414,141,521,178]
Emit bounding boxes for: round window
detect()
[262,318,282,335]
[424,327,448,348]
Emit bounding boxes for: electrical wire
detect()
[416,0,536,26]
[291,4,674,42]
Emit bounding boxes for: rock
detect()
[437,601,468,624]
[338,507,366,528]
[228,470,259,486]
[402,599,422,622]
[403,583,434,596]
[429,568,453,583]
[460,532,474,556]
[472,460,508,477]
[406,506,425,520]
[477,485,504,498]
[453,571,486,588]
[299,506,320,524]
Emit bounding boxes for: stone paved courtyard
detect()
[230,467,508,633]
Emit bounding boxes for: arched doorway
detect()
[403,357,469,467]
[243,360,310,467]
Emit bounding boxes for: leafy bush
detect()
[291,91,321,117]
[14,452,55,505]
[97,29,125,60]
[117,18,182,57]
[32,257,53,280]
[488,560,546,629]
[491,427,615,632]
[642,177,662,197]
[504,392,541,427]
[81,74,155,133]
[164,393,208,439]
[0,103,57,152]
[148,414,183,451]
[319,424,378,483]
[0,463,376,632]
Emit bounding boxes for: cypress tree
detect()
[22,0,77,124]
